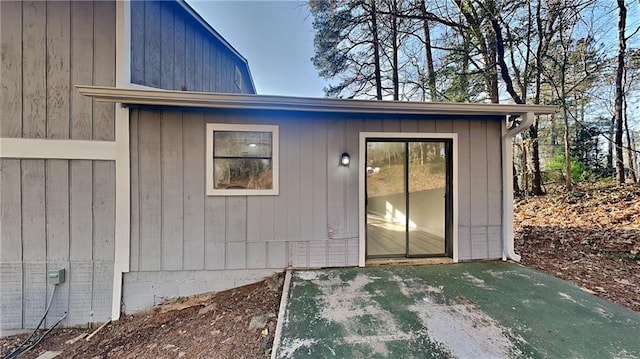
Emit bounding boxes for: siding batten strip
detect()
[0,138,116,160]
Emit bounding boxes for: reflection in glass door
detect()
[366,139,450,258]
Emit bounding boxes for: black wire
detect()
[3,286,58,359]
[14,312,68,359]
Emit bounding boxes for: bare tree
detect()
[614,0,627,184]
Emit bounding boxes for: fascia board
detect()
[77,85,557,116]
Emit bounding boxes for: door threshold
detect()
[366,257,453,267]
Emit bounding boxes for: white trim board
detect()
[358,132,459,267]
[0,138,117,160]
[111,0,132,323]
[77,86,557,116]
[205,123,280,196]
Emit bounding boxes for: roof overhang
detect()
[77,86,557,117]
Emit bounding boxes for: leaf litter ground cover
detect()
[515,180,640,311]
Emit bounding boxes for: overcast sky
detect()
[187,0,329,98]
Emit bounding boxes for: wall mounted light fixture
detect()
[340,152,350,166]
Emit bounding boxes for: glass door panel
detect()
[407,142,446,256]
[365,142,406,257]
[366,138,451,259]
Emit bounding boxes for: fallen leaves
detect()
[515,180,640,312]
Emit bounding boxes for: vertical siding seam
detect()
[244,197,248,269]
[342,120,348,240]
[201,116,206,268]
[172,9,177,90]
[284,241,289,267]
[263,240,269,269]
[89,160,94,313]
[306,240,310,268]
[224,197,228,270]
[91,161,95,263]
[136,112,142,271]
[181,10,187,90]
[19,161,25,328]
[44,162,48,291]
[65,160,71,324]
[485,122,490,257]
[154,3,163,89]
[181,113,186,270]
[141,1,146,87]
[68,4,73,140]
[158,4,163,89]
[90,3,95,140]
[67,160,72,269]
[466,120,472,259]
[20,2,24,137]
[159,111,164,270]
[44,2,48,140]
[170,6,176,90]
[310,121,315,241]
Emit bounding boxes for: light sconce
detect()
[340,152,350,166]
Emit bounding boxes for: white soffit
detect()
[77,86,557,116]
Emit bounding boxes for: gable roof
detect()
[175,0,256,93]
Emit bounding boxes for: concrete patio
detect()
[273,262,640,358]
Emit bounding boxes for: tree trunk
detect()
[615,0,626,184]
[624,96,637,182]
[529,124,544,194]
[371,1,383,100]
[391,0,399,100]
[420,1,437,101]
[560,53,571,190]
[522,141,529,193]
[513,163,520,193]
[608,116,614,175]
[633,135,639,179]
[529,0,545,195]
[563,104,572,190]
[486,1,499,103]
[491,19,523,104]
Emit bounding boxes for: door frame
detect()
[358,132,458,266]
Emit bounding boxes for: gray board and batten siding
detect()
[123,107,503,313]
[0,1,117,331]
[130,0,255,94]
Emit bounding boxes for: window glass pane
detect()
[214,131,272,158]
[214,158,273,189]
[408,142,446,192]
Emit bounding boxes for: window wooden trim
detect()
[206,123,279,196]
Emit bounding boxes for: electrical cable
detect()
[2,285,58,359]
[14,312,68,359]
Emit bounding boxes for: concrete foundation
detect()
[122,269,281,314]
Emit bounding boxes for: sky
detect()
[186,1,640,101]
[187,0,329,98]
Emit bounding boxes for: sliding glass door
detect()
[365,139,451,258]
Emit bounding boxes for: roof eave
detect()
[76,85,558,116]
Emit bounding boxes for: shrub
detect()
[544,148,592,182]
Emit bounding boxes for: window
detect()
[206,123,279,196]
[234,66,243,92]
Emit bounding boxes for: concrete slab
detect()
[274,262,640,358]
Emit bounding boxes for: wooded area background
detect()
[309,0,640,193]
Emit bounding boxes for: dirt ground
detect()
[2,180,638,359]
[1,274,283,359]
